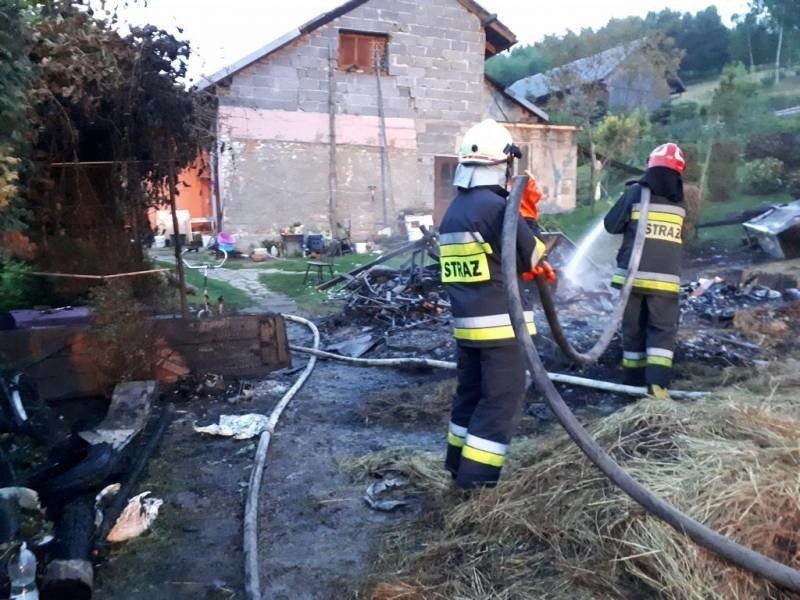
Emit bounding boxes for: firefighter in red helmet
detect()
[604,143,687,400]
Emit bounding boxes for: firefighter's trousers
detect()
[446,343,526,489]
[621,292,680,388]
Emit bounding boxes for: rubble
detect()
[680,278,784,323]
[336,263,448,329]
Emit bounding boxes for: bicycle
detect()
[181,247,228,318]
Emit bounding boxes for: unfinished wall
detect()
[215,0,574,245]
[506,124,578,213]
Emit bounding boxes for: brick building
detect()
[199,0,578,246]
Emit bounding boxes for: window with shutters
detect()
[338,31,388,74]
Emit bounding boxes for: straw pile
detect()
[362,361,800,600]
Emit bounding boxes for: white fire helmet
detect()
[453,119,518,189]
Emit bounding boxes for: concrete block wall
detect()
[215,0,574,244]
[506,124,578,213]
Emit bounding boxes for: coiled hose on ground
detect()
[541,186,651,364]
[502,174,800,592]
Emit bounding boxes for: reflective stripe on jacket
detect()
[440,186,543,346]
[604,183,685,297]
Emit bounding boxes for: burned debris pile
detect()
[681,276,787,323]
[317,234,454,361]
[677,273,800,365]
[338,263,447,329]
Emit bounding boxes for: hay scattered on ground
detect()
[734,301,800,348]
[361,380,456,428]
[357,360,800,600]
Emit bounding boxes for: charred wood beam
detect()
[42,495,95,600]
[95,406,173,553]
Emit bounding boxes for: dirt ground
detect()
[92,240,793,599]
[93,324,448,600]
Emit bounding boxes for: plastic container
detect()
[217,232,236,253]
[8,542,38,599]
[354,242,369,254]
[153,235,166,248]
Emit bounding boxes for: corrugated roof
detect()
[484,74,549,122]
[197,0,516,91]
[507,41,644,102]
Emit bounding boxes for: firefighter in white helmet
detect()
[440,119,546,489]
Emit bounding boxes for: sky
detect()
[105,0,751,84]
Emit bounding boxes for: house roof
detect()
[507,42,642,102]
[484,74,549,122]
[506,39,686,103]
[197,0,516,90]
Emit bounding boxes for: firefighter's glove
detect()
[522,261,556,282]
[541,260,557,282]
[520,173,542,221]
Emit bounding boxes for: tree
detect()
[751,0,800,84]
[0,0,30,219]
[674,7,730,77]
[593,111,650,198]
[709,64,759,132]
[485,44,550,88]
[11,0,213,311]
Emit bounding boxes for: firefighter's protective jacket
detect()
[604,182,686,296]
[440,186,544,346]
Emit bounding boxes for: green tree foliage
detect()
[707,140,741,202]
[709,64,759,131]
[0,0,30,216]
[485,44,550,88]
[594,112,650,167]
[488,6,735,88]
[0,260,33,311]
[21,1,214,279]
[741,157,785,194]
[751,0,800,83]
[671,7,730,78]
[730,9,783,69]
[745,132,800,168]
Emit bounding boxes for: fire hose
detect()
[502,175,800,592]
[537,186,651,365]
[244,314,320,600]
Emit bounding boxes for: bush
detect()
[683,184,703,240]
[745,133,800,168]
[0,260,33,312]
[741,158,785,194]
[84,280,157,388]
[707,140,740,202]
[681,143,702,183]
[786,171,800,199]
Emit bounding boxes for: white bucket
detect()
[355,242,368,254]
[404,214,434,241]
[153,235,166,248]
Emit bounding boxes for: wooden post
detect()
[168,150,189,318]
[374,46,394,229]
[328,45,339,236]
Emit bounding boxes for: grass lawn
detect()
[181,268,254,311]
[540,190,792,247]
[681,69,800,105]
[540,200,614,241]
[694,191,792,245]
[152,255,255,312]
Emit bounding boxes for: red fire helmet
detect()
[648,143,686,175]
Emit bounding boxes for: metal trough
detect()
[743,200,800,260]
